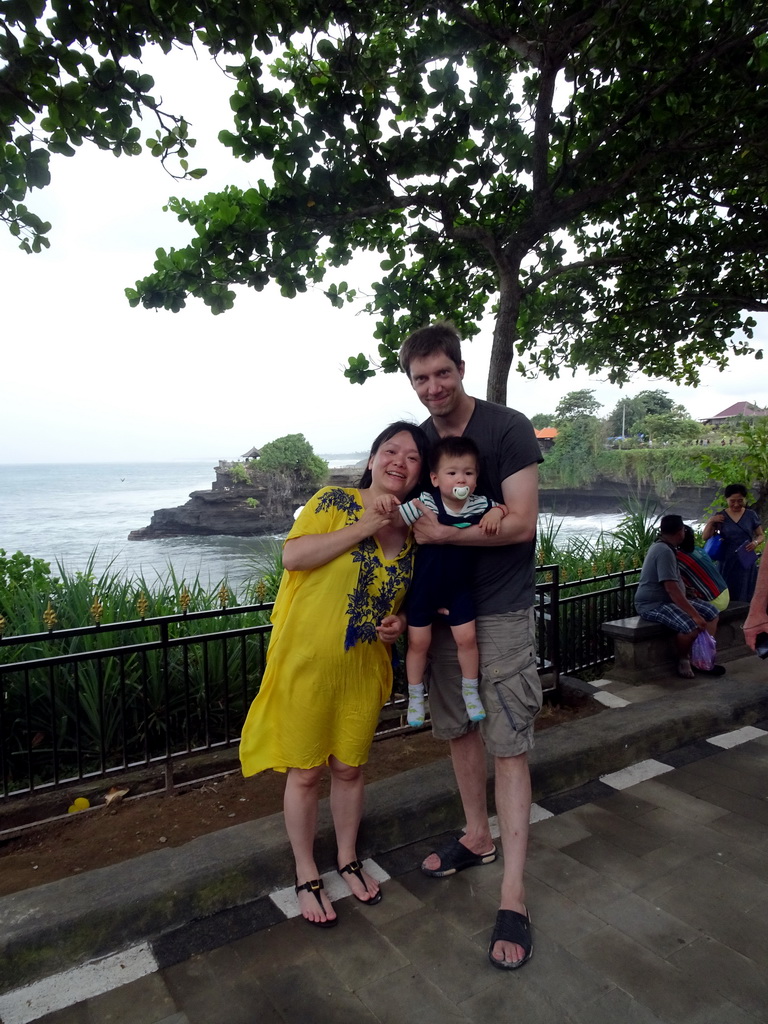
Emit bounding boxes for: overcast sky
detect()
[2,46,765,465]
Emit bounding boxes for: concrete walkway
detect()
[1,655,767,1024]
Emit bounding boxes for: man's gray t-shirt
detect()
[634,541,680,612]
[422,399,543,615]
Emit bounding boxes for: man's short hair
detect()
[429,435,480,474]
[660,514,684,535]
[399,321,463,377]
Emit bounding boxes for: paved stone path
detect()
[4,726,768,1024]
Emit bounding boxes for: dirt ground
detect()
[0,696,600,897]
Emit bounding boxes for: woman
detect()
[702,483,764,602]
[676,524,729,612]
[239,422,429,927]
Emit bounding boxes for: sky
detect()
[2,46,766,465]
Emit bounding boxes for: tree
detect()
[256,434,328,484]
[608,390,677,435]
[697,417,768,521]
[541,416,605,488]
[555,390,602,422]
[635,412,704,444]
[530,413,555,430]
[4,2,768,401]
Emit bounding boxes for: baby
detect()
[374,436,507,727]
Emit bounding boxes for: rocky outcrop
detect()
[128,462,336,540]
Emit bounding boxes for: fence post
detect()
[549,564,560,689]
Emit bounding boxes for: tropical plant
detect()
[228,462,251,485]
[611,495,664,565]
[0,552,272,791]
[0,549,57,619]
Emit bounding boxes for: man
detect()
[399,321,542,970]
[634,514,723,678]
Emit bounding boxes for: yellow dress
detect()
[239,487,415,775]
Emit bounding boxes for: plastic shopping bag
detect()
[703,534,723,559]
[690,631,716,671]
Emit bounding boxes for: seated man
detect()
[635,514,724,678]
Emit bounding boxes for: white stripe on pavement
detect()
[600,759,674,790]
[0,944,157,1024]
[707,725,768,749]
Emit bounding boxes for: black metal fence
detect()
[0,567,639,800]
[538,565,640,676]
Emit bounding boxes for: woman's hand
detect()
[358,501,398,537]
[702,513,724,540]
[373,494,401,516]
[376,613,406,645]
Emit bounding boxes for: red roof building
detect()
[701,402,768,425]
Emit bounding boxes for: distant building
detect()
[700,402,768,427]
[241,447,261,460]
[534,427,558,452]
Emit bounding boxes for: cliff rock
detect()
[128,462,354,541]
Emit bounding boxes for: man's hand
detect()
[412,505,454,545]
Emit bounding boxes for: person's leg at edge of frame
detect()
[491,751,531,965]
[421,728,494,871]
[421,618,495,872]
[329,755,381,903]
[284,766,337,924]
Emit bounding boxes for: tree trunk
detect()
[486,264,523,406]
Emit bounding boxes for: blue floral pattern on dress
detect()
[344,540,415,650]
[312,488,414,651]
[315,488,362,521]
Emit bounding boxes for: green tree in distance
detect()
[530,413,556,430]
[257,434,328,485]
[608,391,677,436]
[636,412,704,445]
[3,2,768,401]
[555,390,602,422]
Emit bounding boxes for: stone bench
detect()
[601,602,751,683]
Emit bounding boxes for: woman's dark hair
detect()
[680,524,696,553]
[358,421,430,494]
[724,483,748,499]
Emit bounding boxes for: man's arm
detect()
[662,579,707,630]
[412,464,538,547]
[744,555,768,650]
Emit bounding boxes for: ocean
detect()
[0,462,626,596]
